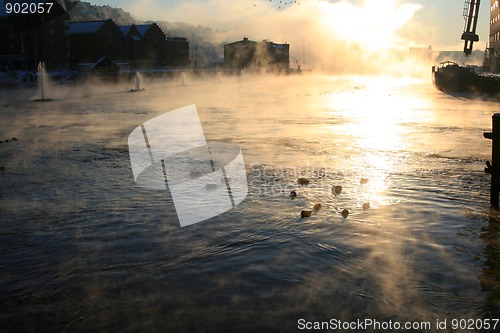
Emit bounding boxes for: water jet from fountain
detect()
[33,62,53,102]
[130,72,145,92]
[180,72,186,86]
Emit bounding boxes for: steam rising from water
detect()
[126,0,427,75]
[1,74,499,330]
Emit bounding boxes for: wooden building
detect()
[0,11,190,73]
[0,1,71,71]
[120,23,189,68]
[121,23,165,67]
[69,19,123,68]
[135,23,165,66]
[120,24,144,66]
[78,56,121,81]
[165,37,190,67]
[120,23,166,68]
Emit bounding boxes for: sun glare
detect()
[330,77,414,152]
[318,0,422,52]
[325,76,428,207]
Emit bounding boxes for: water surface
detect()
[0,74,499,332]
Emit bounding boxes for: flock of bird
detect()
[253,0,301,9]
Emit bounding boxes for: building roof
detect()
[167,37,187,41]
[136,23,167,37]
[225,38,257,46]
[135,24,154,37]
[68,20,107,35]
[119,23,166,39]
[272,43,287,49]
[119,25,132,36]
[90,56,120,69]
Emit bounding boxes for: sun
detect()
[317,0,422,52]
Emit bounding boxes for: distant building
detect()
[254,39,290,70]
[132,23,165,67]
[120,24,143,66]
[486,0,500,73]
[78,56,121,81]
[0,12,190,74]
[224,37,290,71]
[120,23,189,68]
[69,19,123,68]
[224,37,256,70]
[0,2,71,71]
[0,17,27,71]
[165,37,190,67]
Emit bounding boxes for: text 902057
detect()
[5,2,54,15]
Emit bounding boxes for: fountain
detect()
[130,72,145,92]
[33,62,53,102]
[216,71,221,83]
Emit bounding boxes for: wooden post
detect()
[484,113,500,209]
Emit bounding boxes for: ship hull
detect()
[432,61,500,98]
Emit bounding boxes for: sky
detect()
[85,0,490,52]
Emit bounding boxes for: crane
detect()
[461,0,481,56]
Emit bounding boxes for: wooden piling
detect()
[484,113,500,209]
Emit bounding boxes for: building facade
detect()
[69,19,123,68]
[165,37,190,67]
[486,0,500,73]
[1,14,191,73]
[0,2,71,72]
[134,23,166,67]
[121,23,189,68]
[121,24,143,65]
[224,37,290,72]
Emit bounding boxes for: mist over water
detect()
[127,0,431,75]
[1,73,500,331]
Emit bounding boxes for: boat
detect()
[431,1,500,99]
[432,61,478,93]
[432,61,500,98]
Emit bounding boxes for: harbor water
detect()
[0,74,499,332]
